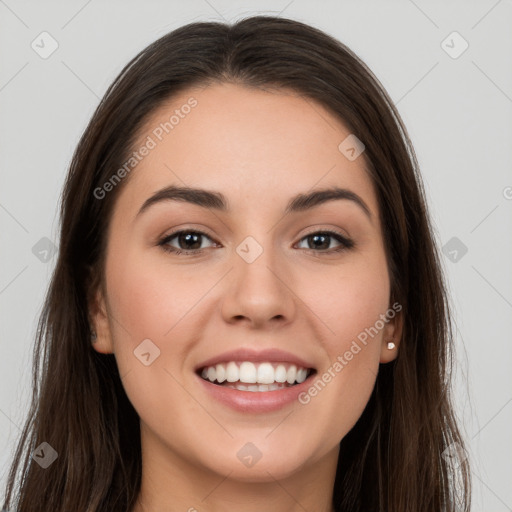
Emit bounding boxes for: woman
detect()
[2,15,471,512]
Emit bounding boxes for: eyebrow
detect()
[136,184,372,221]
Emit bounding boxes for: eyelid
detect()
[299,225,351,241]
[158,225,217,242]
[158,227,218,248]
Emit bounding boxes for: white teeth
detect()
[226,361,239,382]
[239,362,257,383]
[215,364,226,383]
[223,382,289,392]
[286,365,297,384]
[257,362,275,384]
[198,361,312,386]
[274,364,287,383]
[296,368,308,384]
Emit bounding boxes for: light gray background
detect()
[1,1,511,510]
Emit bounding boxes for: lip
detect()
[194,347,315,373]
[195,370,317,413]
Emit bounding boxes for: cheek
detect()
[294,255,389,433]
[102,247,205,427]
[105,245,210,343]
[307,255,390,351]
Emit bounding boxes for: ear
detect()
[87,269,114,355]
[379,303,403,364]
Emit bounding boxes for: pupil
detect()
[180,232,201,250]
[310,234,328,250]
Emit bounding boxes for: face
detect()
[91,82,401,484]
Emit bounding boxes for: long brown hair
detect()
[2,15,470,511]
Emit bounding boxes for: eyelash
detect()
[157,228,355,257]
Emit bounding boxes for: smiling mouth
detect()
[197,361,316,392]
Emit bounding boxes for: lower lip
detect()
[196,372,316,413]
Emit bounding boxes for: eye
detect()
[157,228,354,256]
[158,229,217,255]
[295,230,354,253]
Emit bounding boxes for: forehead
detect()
[116,82,378,219]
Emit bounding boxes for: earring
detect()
[91,330,97,342]
[386,341,395,350]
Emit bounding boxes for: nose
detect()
[221,242,296,329]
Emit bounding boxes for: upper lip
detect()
[194,348,316,372]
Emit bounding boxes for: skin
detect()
[90,82,402,512]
